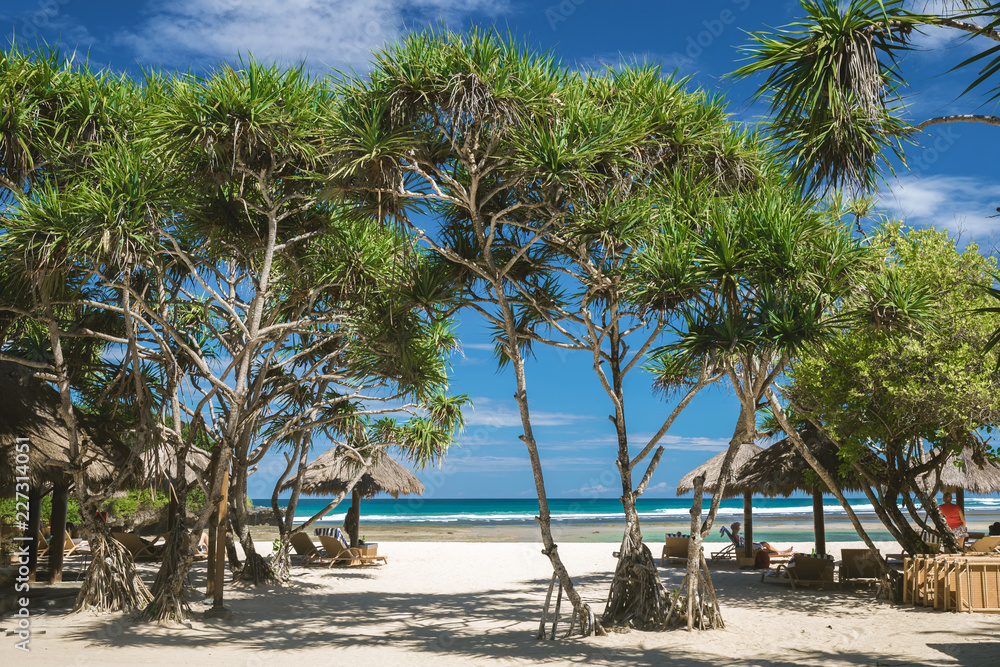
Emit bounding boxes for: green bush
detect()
[0,494,82,527]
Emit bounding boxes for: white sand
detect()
[3,540,997,666]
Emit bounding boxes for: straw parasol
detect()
[730,427,875,556]
[282,446,424,546]
[0,361,135,580]
[676,442,764,496]
[676,442,764,558]
[917,447,1000,509]
[0,361,127,489]
[140,443,211,489]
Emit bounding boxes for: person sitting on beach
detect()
[197,531,209,554]
[939,491,968,550]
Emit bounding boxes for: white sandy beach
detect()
[3,540,998,666]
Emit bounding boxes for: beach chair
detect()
[966,535,1000,554]
[839,548,880,586]
[290,532,326,565]
[711,526,741,560]
[36,530,51,559]
[317,533,387,567]
[61,530,90,558]
[111,532,161,561]
[762,553,836,590]
[661,535,691,566]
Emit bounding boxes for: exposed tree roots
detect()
[233,549,274,585]
[146,530,195,623]
[74,533,152,613]
[601,539,669,630]
[270,539,292,582]
[537,573,605,639]
[664,552,724,631]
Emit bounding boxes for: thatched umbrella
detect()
[917,448,1000,510]
[281,446,424,546]
[140,443,211,489]
[0,361,132,580]
[0,361,125,489]
[730,428,874,556]
[676,442,764,558]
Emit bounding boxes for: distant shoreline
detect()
[251,511,1000,544]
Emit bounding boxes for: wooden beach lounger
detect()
[317,534,387,567]
[36,530,51,559]
[61,530,90,558]
[661,536,691,566]
[290,532,327,565]
[966,535,1000,554]
[111,532,161,561]
[839,548,880,586]
[762,553,836,589]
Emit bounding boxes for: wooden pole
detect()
[957,488,965,512]
[812,488,826,556]
[48,484,70,583]
[206,451,219,598]
[210,464,229,609]
[743,492,753,559]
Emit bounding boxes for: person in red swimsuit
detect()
[939,491,968,550]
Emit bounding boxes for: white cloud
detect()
[561,483,615,496]
[116,0,507,71]
[461,342,496,351]
[463,397,595,428]
[877,175,1000,238]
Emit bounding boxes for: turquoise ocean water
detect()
[256,495,1000,543]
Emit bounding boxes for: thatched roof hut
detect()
[282,446,424,547]
[0,361,129,489]
[140,443,211,489]
[283,446,425,499]
[917,448,1000,496]
[730,430,873,498]
[729,428,878,556]
[676,442,763,497]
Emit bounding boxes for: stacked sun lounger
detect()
[903,553,1000,613]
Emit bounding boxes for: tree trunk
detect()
[602,446,669,629]
[492,278,600,637]
[665,475,724,630]
[345,490,362,547]
[229,465,273,585]
[148,521,194,622]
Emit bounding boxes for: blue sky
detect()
[6,1,998,499]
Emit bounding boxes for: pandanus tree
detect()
[639,176,865,629]
[771,226,1000,564]
[481,67,763,629]
[330,28,627,635]
[733,0,1000,584]
[732,0,1000,196]
[0,46,161,611]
